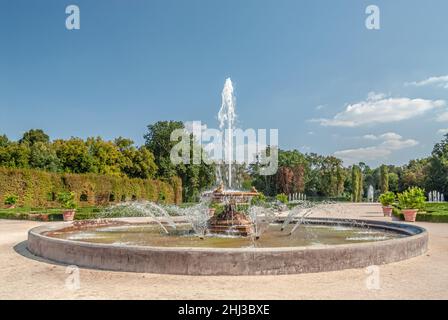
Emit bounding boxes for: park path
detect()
[0,203,447,299]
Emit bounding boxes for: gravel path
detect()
[0,203,447,300]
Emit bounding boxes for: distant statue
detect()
[367,185,374,202]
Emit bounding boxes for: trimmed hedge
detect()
[0,167,182,208]
[392,206,448,223]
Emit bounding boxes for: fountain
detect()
[218,78,236,189]
[428,190,445,203]
[205,184,259,236]
[206,78,262,237]
[26,78,429,275]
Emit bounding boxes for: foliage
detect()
[4,194,18,206]
[400,158,429,190]
[388,172,399,193]
[276,193,288,204]
[144,121,184,178]
[250,193,267,206]
[378,191,395,207]
[380,165,389,193]
[351,165,363,202]
[0,167,181,208]
[397,187,426,210]
[144,121,215,202]
[306,154,345,197]
[57,191,77,209]
[251,149,345,198]
[425,135,448,194]
[1,130,158,181]
[29,142,61,172]
[19,129,50,146]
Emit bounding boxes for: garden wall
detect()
[0,167,182,208]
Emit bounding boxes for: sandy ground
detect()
[0,203,447,300]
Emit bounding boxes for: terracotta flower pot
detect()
[402,209,418,222]
[30,214,50,222]
[63,210,76,221]
[382,206,393,217]
[38,214,49,222]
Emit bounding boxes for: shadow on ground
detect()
[13,240,68,267]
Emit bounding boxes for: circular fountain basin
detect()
[27,218,428,275]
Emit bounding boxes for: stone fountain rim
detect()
[28,217,426,253]
[26,218,428,275]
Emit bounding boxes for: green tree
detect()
[19,129,50,146]
[120,146,158,179]
[144,121,215,201]
[426,134,448,194]
[0,142,30,168]
[144,121,184,178]
[53,138,93,173]
[388,172,399,193]
[29,142,61,172]
[86,137,123,176]
[380,165,389,193]
[401,158,429,190]
[0,135,9,148]
[351,165,362,202]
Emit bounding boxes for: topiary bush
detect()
[378,191,395,207]
[57,191,77,209]
[397,187,426,210]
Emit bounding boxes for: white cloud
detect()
[315,105,326,110]
[379,132,402,140]
[438,128,448,135]
[334,132,418,165]
[363,134,378,140]
[405,75,448,89]
[436,112,448,122]
[310,92,445,127]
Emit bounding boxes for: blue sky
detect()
[1,0,448,167]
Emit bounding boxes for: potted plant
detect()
[57,191,77,221]
[4,194,18,209]
[378,191,395,217]
[397,187,426,222]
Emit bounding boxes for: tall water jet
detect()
[218,78,236,188]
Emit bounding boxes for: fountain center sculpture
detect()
[206,184,259,236]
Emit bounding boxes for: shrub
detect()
[378,192,395,207]
[276,193,288,204]
[57,191,77,209]
[4,194,18,206]
[397,187,426,210]
[0,167,182,208]
[251,193,267,206]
